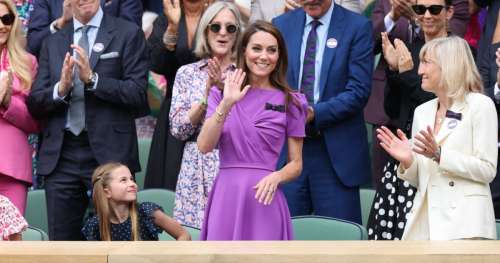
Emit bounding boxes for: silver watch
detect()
[431,146,441,163]
[85,72,97,87]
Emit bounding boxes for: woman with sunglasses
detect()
[168,1,243,230]
[198,21,306,240]
[145,0,212,191]
[0,0,39,215]
[367,0,454,240]
[377,36,497,240]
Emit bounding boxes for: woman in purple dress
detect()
[197,21,307,240]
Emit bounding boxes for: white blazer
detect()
[398,92,498,240]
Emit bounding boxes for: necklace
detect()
[436,110,446,124]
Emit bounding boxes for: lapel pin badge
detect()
[447,119,458,129]
[93,43,104,53]
[326,38,337,48]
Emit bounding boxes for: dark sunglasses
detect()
[0,13,14,26]
[208,23,238,34]
[412,5,446,15]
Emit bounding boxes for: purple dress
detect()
[200,87,307,240]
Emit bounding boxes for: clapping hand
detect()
[382,33,413,73]
[221,69,250,107]
[394,39,413,73]
[58,52,74,97]
[56,0,73,29]
[389,0,416,21]
[71,44,92,84]
[381,32,399,71]
[163,0,181,27]
[284,0,301,12]
[377,126,414,169]
[207,56,222,90]
[0,68,13,108]
[254,172,282,205]
[413,126,439,160]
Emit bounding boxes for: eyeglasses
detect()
[412,5,446,15]
[0,13,14,26]
[208,23,238,34]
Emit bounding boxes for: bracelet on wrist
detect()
[163,31,178,46]
[214,104,227,123]
[431,146,441,163]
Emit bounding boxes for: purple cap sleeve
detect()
[287,92,307,138]
[206,86,223,119]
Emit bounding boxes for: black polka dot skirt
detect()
[367,160,416,240]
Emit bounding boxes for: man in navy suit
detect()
[273,0,373,224]
[27,0,149,240]
[27,0,143,58]
[473,0,500,219]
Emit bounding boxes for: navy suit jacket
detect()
[27,0,143,57]
[27,14,150,175]
[273,5,373,186]
[475,0,500,212]
[142,0,163,13]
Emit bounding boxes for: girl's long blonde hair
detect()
[0,0,33,90]
[92,163,141,241]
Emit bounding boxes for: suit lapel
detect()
[436,99,466,144]
[90,14,115,70]
[59,22,74,60]
[318,6,345,100]
[288,10,306,91]
[413,100,437,203]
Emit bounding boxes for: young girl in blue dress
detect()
[82,162,190,241]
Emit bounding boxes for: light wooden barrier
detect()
[2,241,500,263]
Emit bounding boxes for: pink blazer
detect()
[0,51,39,185]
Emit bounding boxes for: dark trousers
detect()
[45,132,98,240]
[491,152,500,219]
[282,136,362,224]
[145,97,184,190]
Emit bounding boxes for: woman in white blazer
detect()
[377,36,498,240]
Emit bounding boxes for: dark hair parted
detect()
[236,20,296,106]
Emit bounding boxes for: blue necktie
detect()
[68,25,90,136]
[300,20,321,105]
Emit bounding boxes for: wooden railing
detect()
[2,241,500,263]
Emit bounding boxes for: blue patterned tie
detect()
[300,20,321,105]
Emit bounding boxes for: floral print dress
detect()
[0,194,28,240]
[14,0,34,32]
[169,59,234,228]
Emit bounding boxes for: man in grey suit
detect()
[28,0,149,240]
[27,0,143,58]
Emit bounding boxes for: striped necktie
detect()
[300,20,321,105]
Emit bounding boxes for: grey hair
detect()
[419,36,483,102]
[194,1,244,59]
